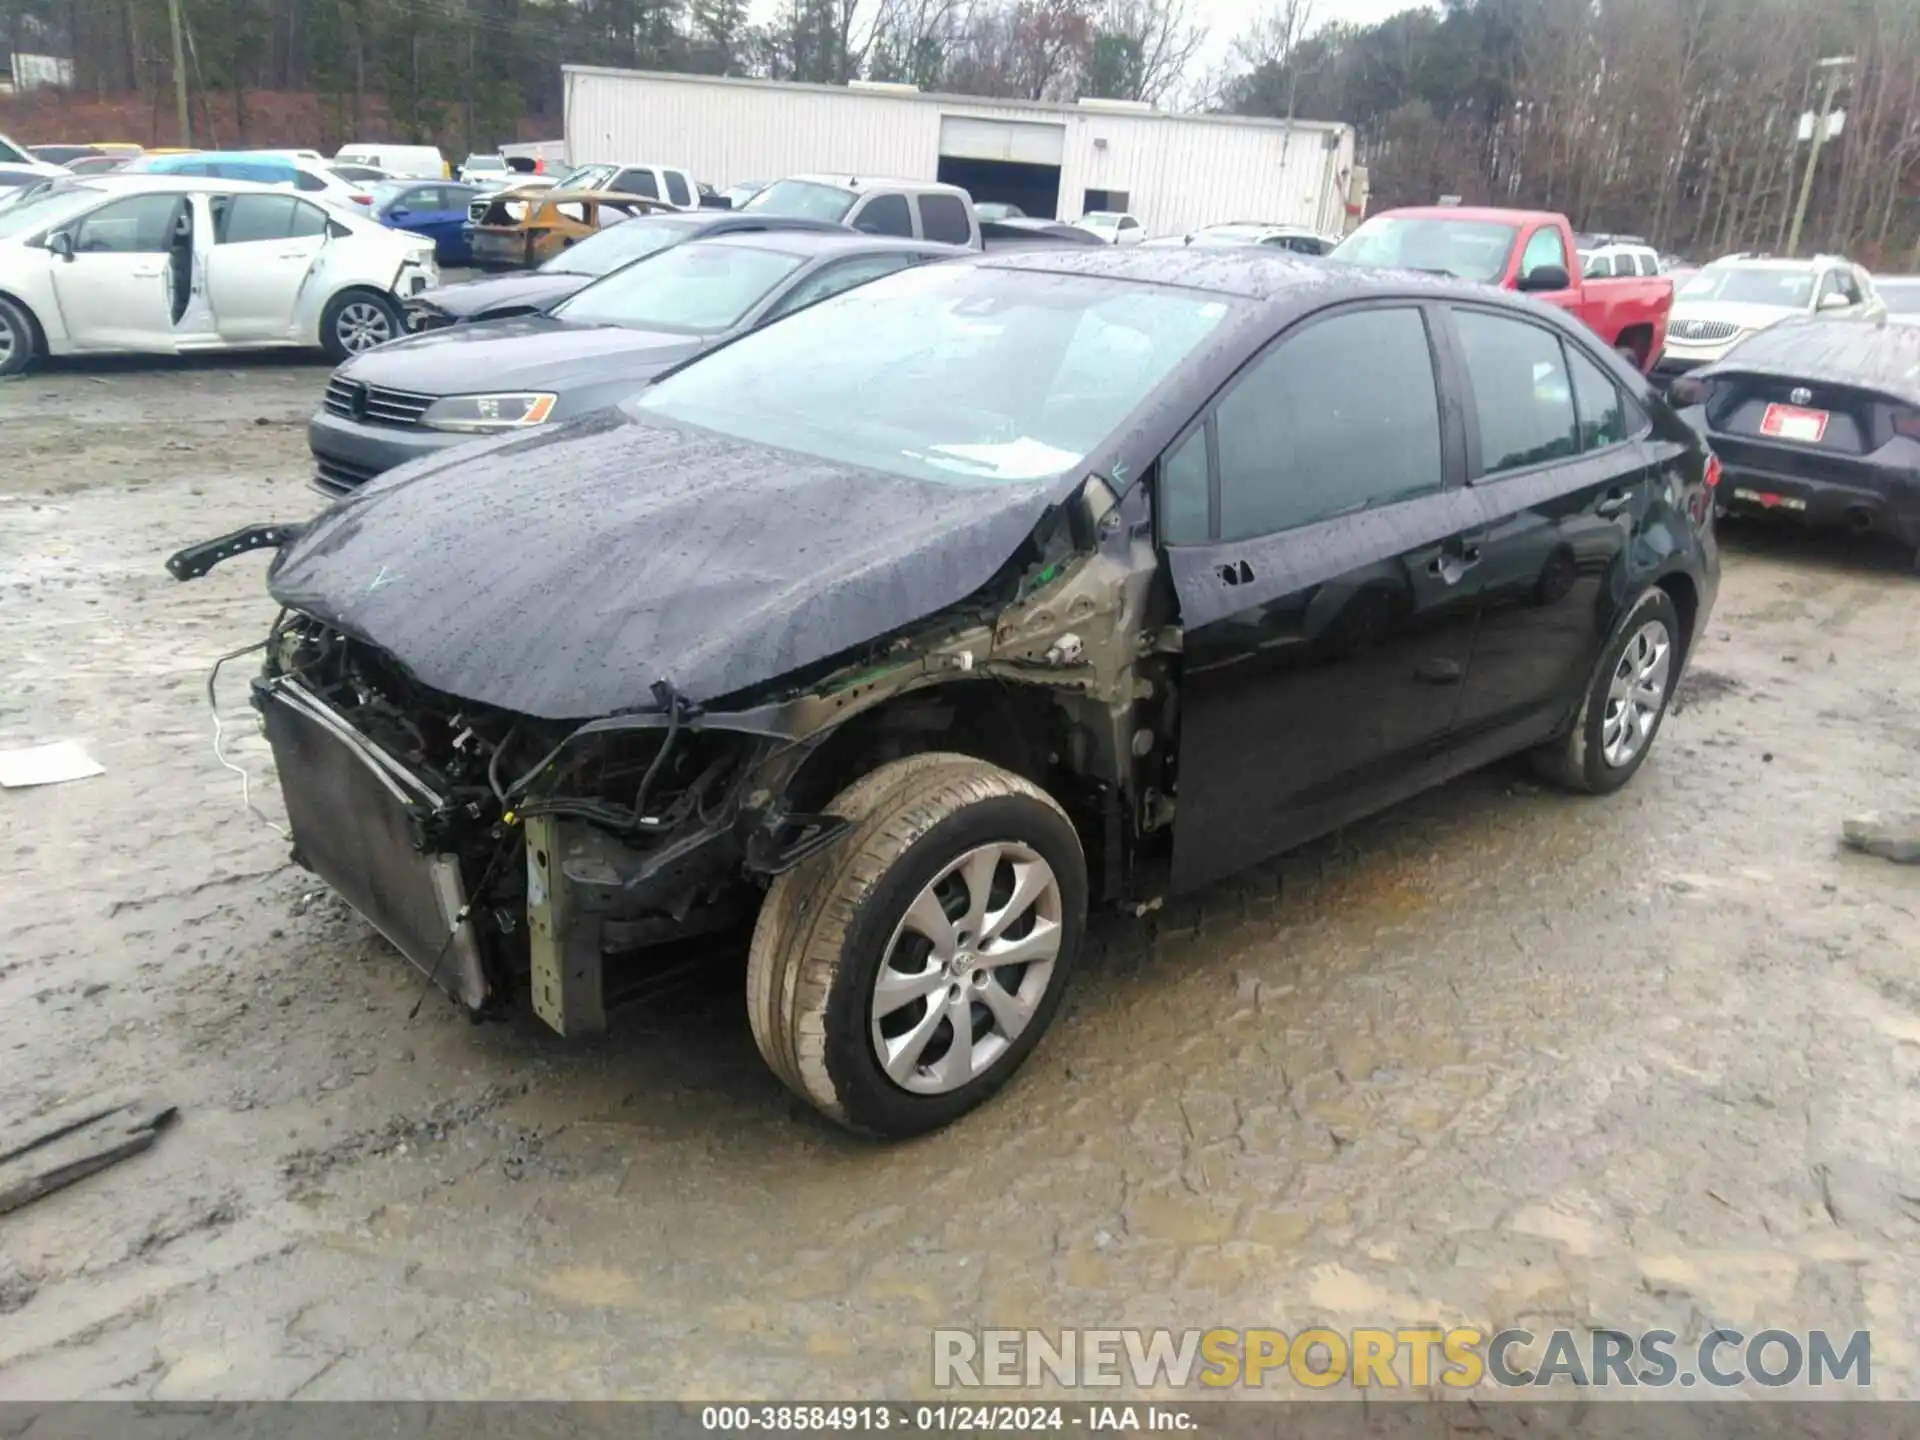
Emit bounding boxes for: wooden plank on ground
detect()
[0,1097,176,1216]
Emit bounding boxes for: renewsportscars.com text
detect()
[932,1327,1872,1390]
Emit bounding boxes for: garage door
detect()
[938,116,1066,166]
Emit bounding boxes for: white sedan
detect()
[0,175,437,375]
[1074,211,1146,246]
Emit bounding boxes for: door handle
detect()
[130,267,162,278]
[1427,545,1481,585]
[275,251,309,260]
[1596,488,1633,518]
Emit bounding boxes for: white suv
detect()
[1654,253,1885,384]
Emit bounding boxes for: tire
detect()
[747,753,1087,1139]
[0,295,37,377]
[320,289,403,361]
[1531,587,1682,794]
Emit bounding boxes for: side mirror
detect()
[1817,291,1851,312]
[1519,264,1570,293]
[47,230,75,261]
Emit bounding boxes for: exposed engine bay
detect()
[199,471,1175,1037]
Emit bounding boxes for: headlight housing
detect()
[421,392,557,433]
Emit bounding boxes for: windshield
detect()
[1330,215,1518,282]
[554,242,804,332]
[1678,265,1815,308]
[556,163,616,192]
[368,180,414,206]
[0,185,101,238]
[633,264,1233,486]
[744,179,857,223]
[537,215,695,276]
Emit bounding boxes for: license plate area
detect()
[1760,403,1830,443]
[260,680,489,1011]
[1730,486,1808,512]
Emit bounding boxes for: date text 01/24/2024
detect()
[698,1406,1197,1432]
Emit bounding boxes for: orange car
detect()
[465,187,669,270]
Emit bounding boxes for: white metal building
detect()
[562,67,1362,238]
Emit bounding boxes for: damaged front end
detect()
[250,612,846,1033]
[177,454,1166,1040]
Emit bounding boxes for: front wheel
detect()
[746,754,1087,1139]
[1532,587,1682,794]
[0,295,37,376]
[320,289,403,361]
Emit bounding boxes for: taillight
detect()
[1893,410,1920,441]
[1669,374,1717,408]
[1703,453,1722,488]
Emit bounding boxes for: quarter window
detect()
[1211,306,1444,542]
[919,193,972,245]
[1452,308,1580,475]
[852,193,914,237]
[1158,426,1210,545]
[1519,226,1570,283]
[1565,344,1628,451]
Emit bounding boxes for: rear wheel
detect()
[320,289,402,361]
[746,754,1087,1139]
[0,296,37,377]
[1532,587,1681,794]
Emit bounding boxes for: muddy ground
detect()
[2,356,1920,1401]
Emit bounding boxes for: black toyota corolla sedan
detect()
[307,229,945,494]
[172,249,1719,1139]
[1672,314,1920,564]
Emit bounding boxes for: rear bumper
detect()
[1711,443,1920,544]
[308,409,466,498]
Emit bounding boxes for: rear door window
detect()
[918,193,971,245]
[219,193,301,243]
[852,193,914,237]
[1451,307,1580,474]
[664,171,692,207]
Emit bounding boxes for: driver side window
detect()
[1520,226,1569,282]
[72,194,182,253]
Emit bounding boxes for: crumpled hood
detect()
[418,271,588,321]
[335,313,705,395]
[267,408,1062,719]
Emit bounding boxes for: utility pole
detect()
[167,0,191,147]
[1786,54,1853,258]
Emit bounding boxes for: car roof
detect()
[692,230,949,260]
[981,244,1537,309]
[1375,205,1562,226]
[782,173,967,196]
[1704,315,1920,402]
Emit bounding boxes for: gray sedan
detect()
[308,230,948,496]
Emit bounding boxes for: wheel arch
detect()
[1655,568,1700,661]
[0,287,50,357]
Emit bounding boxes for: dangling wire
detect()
[206,640,289,839]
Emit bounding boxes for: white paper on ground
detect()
[0,741,106,788]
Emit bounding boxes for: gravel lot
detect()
[3,355,1920,1401]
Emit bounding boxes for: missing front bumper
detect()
[257,677,491,1013]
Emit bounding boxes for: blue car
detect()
[369,181,482,265]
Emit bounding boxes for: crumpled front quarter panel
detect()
[266,410,1060,719]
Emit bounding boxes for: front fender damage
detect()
[244,474,1163,1036]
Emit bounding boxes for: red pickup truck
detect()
[1330,206,1674,373]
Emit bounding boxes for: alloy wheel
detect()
[870,841,1063,1095]
[1601,618,1672,768]
[336,302,394,353]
